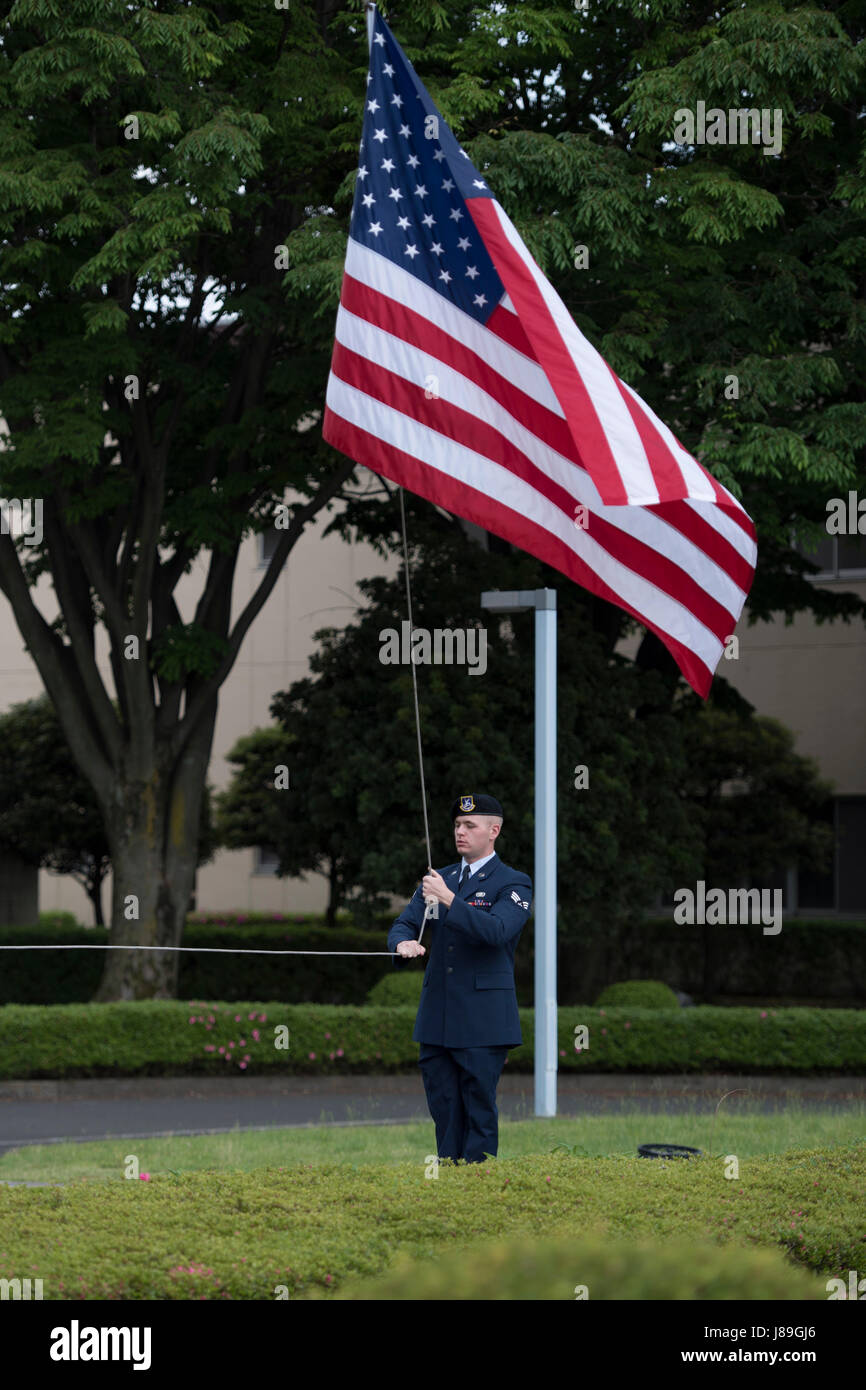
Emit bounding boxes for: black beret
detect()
[451,794,503,820]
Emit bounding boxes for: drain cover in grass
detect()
[638,1143,702,1158]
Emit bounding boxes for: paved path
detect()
[1,1072,864,1157]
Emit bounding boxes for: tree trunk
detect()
[325,857,338,927]
[93,697,218,1000]
[89,875,105,927]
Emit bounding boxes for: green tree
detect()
[0,0,366,995]
[677,702,835,885]
[217,497,702,933]
[290,0,866,683]
[3,0,865,999]
[0,694,217,925]
[219,492,838,935]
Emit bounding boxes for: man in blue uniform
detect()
[387,793,532,1164]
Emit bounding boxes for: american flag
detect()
[323,7,757,697]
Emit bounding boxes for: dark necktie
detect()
[458,863,471,892]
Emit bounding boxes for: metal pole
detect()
[534,589,557,1116]
[366,1,376,50]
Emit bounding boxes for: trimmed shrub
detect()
[595,980,680,1009]
[0,921,388,1006]
[4,916,866,1006]
[1,1145,860,1299]
[1,1001,866,1078]
[366,971,424,1006]
[334,1232,824,1301]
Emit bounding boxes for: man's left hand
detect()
[422,868,455,908]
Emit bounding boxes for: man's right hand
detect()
[396,940,426,958]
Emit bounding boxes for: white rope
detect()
[0,944,398,956]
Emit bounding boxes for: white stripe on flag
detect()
[332,303,749,615]
[488,199,665,505]
[344,237,563,416]
[326,373,727,674]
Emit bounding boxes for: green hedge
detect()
[1,1001,865,1079]
[366,971,425,1006]
[595,979,680,1008]
[0,921,389,1006]
[4,914,866,1006]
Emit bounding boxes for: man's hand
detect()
[422,868,455,909]
[396,940,426,958]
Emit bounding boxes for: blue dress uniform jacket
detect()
[387,853,532,1048]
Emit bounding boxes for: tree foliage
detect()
[1,0,863,995]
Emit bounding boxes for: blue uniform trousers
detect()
[418,1043,509,1163]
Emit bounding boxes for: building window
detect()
[258,528,280,568]
[654,796,866,915]
[254,846,279,875]
[797,797,866,913]
[836,797,866,912]
[798,534,866,579]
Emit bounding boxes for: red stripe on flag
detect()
[323,406,718,697]
[339,273,754,583]
[467,198,631,505]
[329,340,739,644]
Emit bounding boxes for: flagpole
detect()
[364,0,437,941]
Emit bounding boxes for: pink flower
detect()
[325,1033,331,1040]
[189,1017,195,1024]
[760,1011,767,1018]
[140,1173,151,1182]
[239,1061,247,1070]
[218,1046,225,1055]
[208,1015,215,1023]
[309,1052,316,1060]
[625,1022,631,1029]
[260,1014,267,1022]
[248,1012,256,1021]
[235,1015,241,1022]
[325,1275,332,1284]
[336,1048,343,1057]
[205,1045,215,1053]
[599,1009,606,1016]
[329,1052,335,1060]
[375,1052,382,1059]
[601,1028,607,1035]
[252,1030,260,1041]
[205,1023,213,1030]
[244,1055,251,1062]
[228,1041,235,1049]
[240,1038,246,1046]
[559,1049,565,1056]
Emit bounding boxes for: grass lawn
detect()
[1,1102,865,1182]
[2,1103,863,1300]
[0,1141,862,1299]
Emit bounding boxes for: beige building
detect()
[1,493,864,920]
[724,533,866,913]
